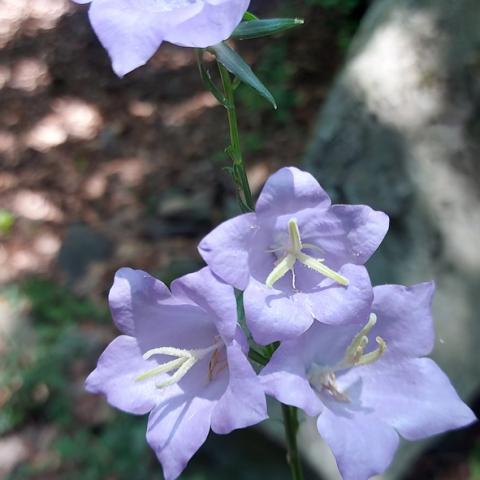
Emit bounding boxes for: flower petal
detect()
[199,212,258,290]
[371,282,436,358]
[109,267,170,336]
[164,0,250,47]
[307,264,373,326]
[85,335,167,415]
[171,267,237,342]
[256,167,331,217]
[299,204,389,268]
[317,401,399,480]
[244,278,314,344]
[260,339,323,417]
[354,358,476,440]
[88,0,173,76]
[110,268,218,354]
[146,392,215,480]
[211,340,267,434]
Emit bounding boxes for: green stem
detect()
[217,61,254,213]
[282,405,305,480]
[213,56,304,480]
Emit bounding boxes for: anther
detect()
[344,313,387,367]
[136,340,224,389]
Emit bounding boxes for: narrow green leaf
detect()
[232,18,304,40]
[210,42,277,109]
[242,11,259,21]
[195,49,227,106]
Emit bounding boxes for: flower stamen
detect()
[136,340,224,389]
[344,313,387,367]
[309,313,387,403]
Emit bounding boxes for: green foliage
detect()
[53,415,156,480]
[238,41,298,124]
[470,441,480,479]
[1,279,107,435]
[22,278,105,328]
[0,209,15,234]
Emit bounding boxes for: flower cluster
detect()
[73,0,250,77]
[88,167,475,480]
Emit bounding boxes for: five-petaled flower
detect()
[260,282,477,480]
[73,0,250,76]
[199,166,389,344]
[86,267,267,480]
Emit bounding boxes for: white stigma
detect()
[265,218,349,289]
[136,340,224,389]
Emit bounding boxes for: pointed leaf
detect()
[232,18,304,40]
[242,11,259,21]
[211,42,277,108]
[195,49,227,106]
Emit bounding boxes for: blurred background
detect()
[0,0,479,479]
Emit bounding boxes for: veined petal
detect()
[85,335,172,415]
[299,204,389,268]
[146,392,215,480]
[108,267,171,336]
[260,339,323,417]
[317,404,399,480]
[371,282,435,358]
[164,0,250,47]
[198,212,257,290]
[244,278,314,344]
[307,264,373,326]
[171,267,237,343]
[88,0,172,76]
[354,358,476,440]
[256,167,331,218]
[109,268,217,355]
[211,341,267,434]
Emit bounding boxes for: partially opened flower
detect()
[260,282,476,480]
[86,267,267,480]
[73,0,250,76]
[199,167,389,344]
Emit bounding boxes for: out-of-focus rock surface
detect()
[303,0,480,478]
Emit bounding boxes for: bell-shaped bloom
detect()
[73,0,250,76]
[86,267,267,480]
[260,282,476,480]
[199,166,389,344]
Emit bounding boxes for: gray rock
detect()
[303,0,480,478]
[58,223,111,283]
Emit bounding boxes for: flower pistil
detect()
[266,218,349,289]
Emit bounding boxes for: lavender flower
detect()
[86,266,267,480]
[260,282,476,480]
[73,0,250,76]
[199,167,389,344]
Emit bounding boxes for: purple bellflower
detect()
[73,0,250,77]
[86,266,267,480]
[260,282,477,480]
[199,167,389,344]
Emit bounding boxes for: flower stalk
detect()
[213,60,305,480]
[217,61,254,213]
[282,404,305,480]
